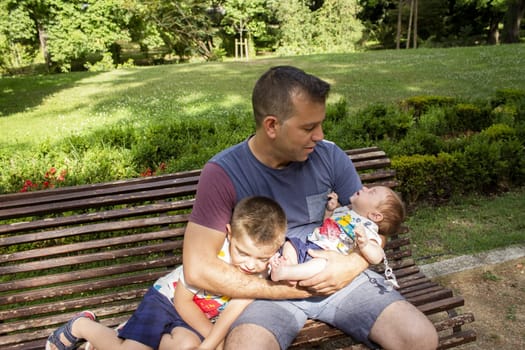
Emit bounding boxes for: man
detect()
[183,66,438,350]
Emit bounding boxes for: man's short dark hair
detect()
[252,66,330,127]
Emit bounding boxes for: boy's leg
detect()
[159,327,202,350]
[74,318,151,350]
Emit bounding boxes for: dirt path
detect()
[433,258,525,350]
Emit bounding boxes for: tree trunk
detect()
[501,0,525,43]
[406,0,414,49]
[487,19,500,45]
[37,21,51,70]
[413,0,418,48]
[396,0,404,49]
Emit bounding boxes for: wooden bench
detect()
[0,146,476,350]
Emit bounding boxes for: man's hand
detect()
[297,249,368,295]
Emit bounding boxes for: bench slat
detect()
[0,240,181,275]
[0,146,476,350]
[0,200,194,235]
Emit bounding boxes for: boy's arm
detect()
[173,278,213,339]
[198,299,253,350]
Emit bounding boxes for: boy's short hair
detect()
[376,188,406,236]
[231,196,287,250]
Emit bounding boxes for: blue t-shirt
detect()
[189,138,362,241]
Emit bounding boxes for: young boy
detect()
[46,196,287,350]
[270,186,405,287]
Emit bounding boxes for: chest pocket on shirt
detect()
[306,190,330,223]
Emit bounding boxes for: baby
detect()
[271,186,405,288]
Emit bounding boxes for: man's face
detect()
[274,93,325,165]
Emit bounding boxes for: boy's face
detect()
[228,231,281,275]
[350,186,390,216]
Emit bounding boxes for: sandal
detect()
[45,311,97,350]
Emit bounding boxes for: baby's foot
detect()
[270,255,286,282]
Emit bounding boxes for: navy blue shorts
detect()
[118,287,203,348]
[286,237,320,263]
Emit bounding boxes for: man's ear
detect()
[262,115,279,139]
[368,211,384,223]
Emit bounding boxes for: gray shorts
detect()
[230,269,404,349]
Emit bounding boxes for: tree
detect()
[0,0,52,70]
[272,0,364,55]
[0,1,38,71]
[270,0,314,55]
[501,0,525,43]
[0,0,137,72]
[220,0,269,57]
[47,1,135,71]
[312,0,364,53]
[141,0,217,61]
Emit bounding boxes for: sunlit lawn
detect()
[2,44,524,150]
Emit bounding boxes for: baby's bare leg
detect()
[270,256,327,282]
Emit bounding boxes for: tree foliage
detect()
[271,0,363,55]
[0,0,523,74]
[358,0,524,48]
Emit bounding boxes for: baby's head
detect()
[227,196,287,274]
[350,186,405,236]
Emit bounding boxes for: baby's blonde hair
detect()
[375,188,406,236]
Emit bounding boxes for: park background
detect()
[1,1,524,347]
[1,0,524,261]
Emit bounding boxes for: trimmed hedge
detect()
[2,90,524,203]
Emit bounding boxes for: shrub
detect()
[400,95,456,119]
[326,98,349,122]
[392,153,459,206]
[357,104,413,141]
[460,131,525,193]
[386,128,445,156]
[491,88,525,108]
[415,106,450,136]
[481,123,517,141]
[453,103,492,132]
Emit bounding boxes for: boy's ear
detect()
[226,223,232,241]
[368,211,384,223]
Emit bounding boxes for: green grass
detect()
[1,44,524,149]
[407,186,525,263]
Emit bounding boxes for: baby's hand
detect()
[326,192,339,211]
[354,223,369,249]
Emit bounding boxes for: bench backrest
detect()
[0,147,401,350]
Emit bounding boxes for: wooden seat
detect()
[0,147,475,350]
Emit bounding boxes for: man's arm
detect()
[182,222,312,299]
[299,232,389,294]
[298,249,369,294]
